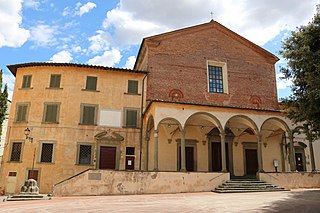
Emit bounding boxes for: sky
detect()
[0,0,319,100]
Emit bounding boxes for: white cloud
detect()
[23,0,41,9]
[78,2,96,16]
[0,0,30,47]
[87,49,122,67]
[29,24,59,47]
[88,30,111,53]
[123,56,136,69]
[49,50,73,63]
[62,7,70,16]
[102,0,317,46]
[276,73,292,90]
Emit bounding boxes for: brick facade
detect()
[135,21,279,110]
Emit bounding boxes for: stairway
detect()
[214,178,286,193]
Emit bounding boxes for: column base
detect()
[180,169,187,172]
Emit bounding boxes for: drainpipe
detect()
[139,73,148,171]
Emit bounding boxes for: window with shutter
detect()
[125,109,138,127]
[10,142,22,162]
[40,143,54,163]
[78,144,92,165]
[85,76,97,91]
[80,104,97,125]
[22,75,32,88]
[49,74,61,88]
[44,103,59,123]
[128,80,138,94]
[15,104,28,122]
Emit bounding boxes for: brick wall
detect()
[139,23,279,110]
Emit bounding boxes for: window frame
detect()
[49,74,61,89]
[124,107,140,128]
[14,102,30,123]
[85,76,98,91]
[21,75,32,89]
[76,143,94,165]
[43,102,60,123]
[9,141,24,162]
[38,141,56,164]
[207,61,228,94]
[127,80,139,94]
[80,103,98,125]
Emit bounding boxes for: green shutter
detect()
[22,75,32,88]
[86,76,97,90]
[50,75,61,88]
[45,104,58,122]
[82,106,95,125]
[16,105,28,122]
[126,109,137,127]
[128,80,138,94]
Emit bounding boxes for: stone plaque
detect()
[88,173,101,180]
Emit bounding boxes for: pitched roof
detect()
[134,20,279,69]
[7,62,148,76]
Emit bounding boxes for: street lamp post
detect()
[24,128,36,179]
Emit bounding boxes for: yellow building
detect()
[0,63,147,194]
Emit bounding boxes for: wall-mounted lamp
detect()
[263,142,268,148]
[202,140,206,145]
[168,124,171,128]
[24,127,33,143]
[234,141,238,147]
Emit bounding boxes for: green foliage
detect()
[0,69,8,136]
[280,12,320,139]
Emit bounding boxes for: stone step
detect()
[214,188,286,193]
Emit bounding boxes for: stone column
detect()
[180,129,186,172]
[145,134,150,171]
[154,130,158,171]
[309,139,316,171]
[280,139,286,172]
[257,133,264,172]
[220,132,227,172]
[288,133,296,172]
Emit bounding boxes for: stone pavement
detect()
[0,189,319,213]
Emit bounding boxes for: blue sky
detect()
[0,0,319,100]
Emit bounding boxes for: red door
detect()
[28,170,39,181]
[245,149,258,175]
[99,146,116,169]
[125,156,135,170]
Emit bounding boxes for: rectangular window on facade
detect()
[43,103,60,123]
[80,104,97,125]
[85,76,97,91]
[126,147,135,155]
[10,142,22,162]
[15,104,29,122]
[40,143,54,163]
[125,108,138,128]
[22,75,32,88]
[49,74,61,88]
[208,65,224,93]
[78,144,92,165]
[127,80,139,94]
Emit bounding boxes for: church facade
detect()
[1,21,319,195]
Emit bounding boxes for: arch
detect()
[224,114,259,135]
[184,112,223,131]
[292,125,305,134]
[261,117,291,133]
[146,115,155,133]
[157,117,183,131]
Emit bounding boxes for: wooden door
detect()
[28,170,38,181]
[185,147,194,171]
[245,149,258,175]
[125,156,135,170]
[295,153,304,171]
[99,146,116,169]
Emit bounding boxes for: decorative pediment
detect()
[94,130,124,142]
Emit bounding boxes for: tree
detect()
[279,11,320,139]
[0,69,8,137]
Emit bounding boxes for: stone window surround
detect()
[8,141,25,163]
[79,103,99,126]
[123,107,140,128]
[38,141,56,164]
[42,102,61,123]
[14,102,30,123]
[76,142,94,165]
[207,60,228,94]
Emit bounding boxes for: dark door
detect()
[178,146,194,171]
[99,146,116,169]
[28,170,38,181]
[211,142,229,172]
[295,153,304,171]
[245,149,258,175]
[125,156,135,170]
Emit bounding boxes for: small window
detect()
[85,76,97,91]
[125,108,139,128]
[208,65,223,93]
[8,172,17,177]
[10,142,22,162]
[15,103,29,122]
[22,75,32,88]
[43,103,60,123]
[49,74,61,88]
[126,147,135,155]
[78,145,92,165]
[40,143,54,163]
[80,104,97,125]
[128,80,138,94]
